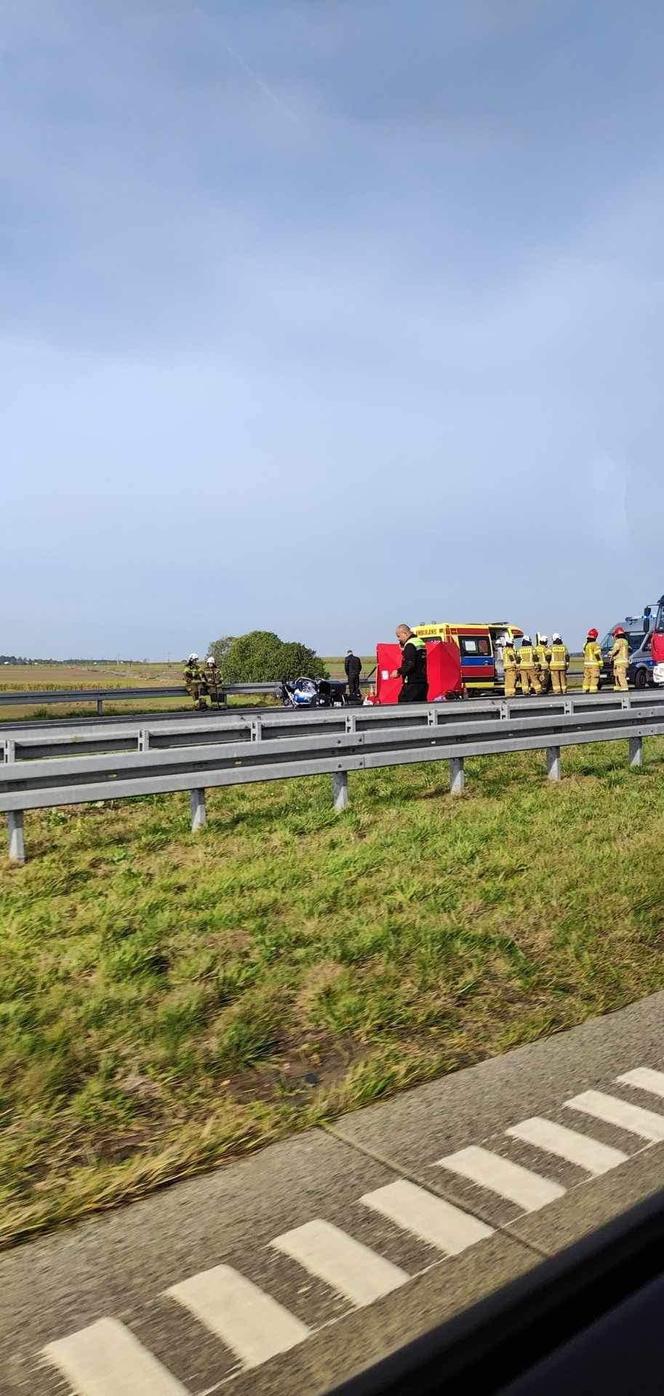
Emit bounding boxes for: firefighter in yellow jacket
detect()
[610,625,630,692]
[549,633,570,694]
[517,635,538,695]
[533,634,551,694]
[582,628,602,694]
[502,636,519,697]
[184,653,207,710]
[204,654,222,705]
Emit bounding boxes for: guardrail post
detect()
[138,730,150,752]
[250,719,262,742]
[332,770,349,812]
[3,739,15,764]
[449,757,465,795]
[547,746,562,781]
[190,789,207,831]
[629,736,643,770]
[7,811,25,864]
[96,698,104,716]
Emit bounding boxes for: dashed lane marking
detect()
[616,1067,664,1100]
[43,1317,189,1395]
[39,1063,664,1395]
[505,1117,629,1175]
[565,1090,664,1142]
[360,1179,494,1255]
[436,1145,566,1211]
[271,1219,408,1307]
[166,1263,310,1370]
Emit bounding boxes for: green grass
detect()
[2,743,664,1247]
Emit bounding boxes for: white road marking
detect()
[506,1117,628,1175]
[271,1219,408,1307]
[167,1264,309,1370]
[43,1317,189,1395]
[40,1060,664,1387]
[436,1146,565,1211]
[360,1179,493,1254]
[616,1067,664,1100]
[566,1090,664,1142]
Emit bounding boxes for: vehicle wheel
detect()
[634,667,648,690]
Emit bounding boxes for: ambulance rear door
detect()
[456,630,495,690]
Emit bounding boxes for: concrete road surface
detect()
[2,991,663,1395]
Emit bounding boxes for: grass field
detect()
[2,740,663,1247]
[0,663,185,723]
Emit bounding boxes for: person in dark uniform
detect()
[344,649,363,701]
[391,624,428,703]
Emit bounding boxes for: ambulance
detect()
[413,621,524,693]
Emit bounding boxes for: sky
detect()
[3,0,664,658]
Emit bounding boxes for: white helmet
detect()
[552,632,562,642]
[206,655,215,666]
[188,652,198,661]
[522,635,531,646]
[539,634,549,645]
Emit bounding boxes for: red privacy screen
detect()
[374,640,463,704]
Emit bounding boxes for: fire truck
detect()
[413,621,524,693]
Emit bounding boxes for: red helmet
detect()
[613,625,626,636]
[587,628,599,639]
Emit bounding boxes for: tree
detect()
[209,630,328,683]
[207,635,235,668]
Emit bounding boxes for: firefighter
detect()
[610,625,630,692]
[502,636,518,698]
[533,634,552,694]
[582,628,602,694]
[204,654,222,705]
[390,624,428,702]
[517,635,538,695]
[184,653,207,710]
[549,633,570,694]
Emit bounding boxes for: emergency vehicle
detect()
[599,599,664,690]
[413,621,524,693]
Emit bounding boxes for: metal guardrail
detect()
[0,683,281,714]
[3,690,664,862]
[0,688,659,761]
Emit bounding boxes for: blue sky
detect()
[3,0,664,658]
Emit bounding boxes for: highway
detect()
[1,682,660,740]
[2,991,663,1395]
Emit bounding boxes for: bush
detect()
[208,630,328,683]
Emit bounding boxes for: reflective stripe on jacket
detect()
[549,643,569,671]
[583,641,602,667]
[400,634,427,684]
[611,637,629,665]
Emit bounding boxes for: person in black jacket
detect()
[344,649,363,701]
[391,624,428,703]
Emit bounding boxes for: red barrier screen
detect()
[374,640,462,704]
